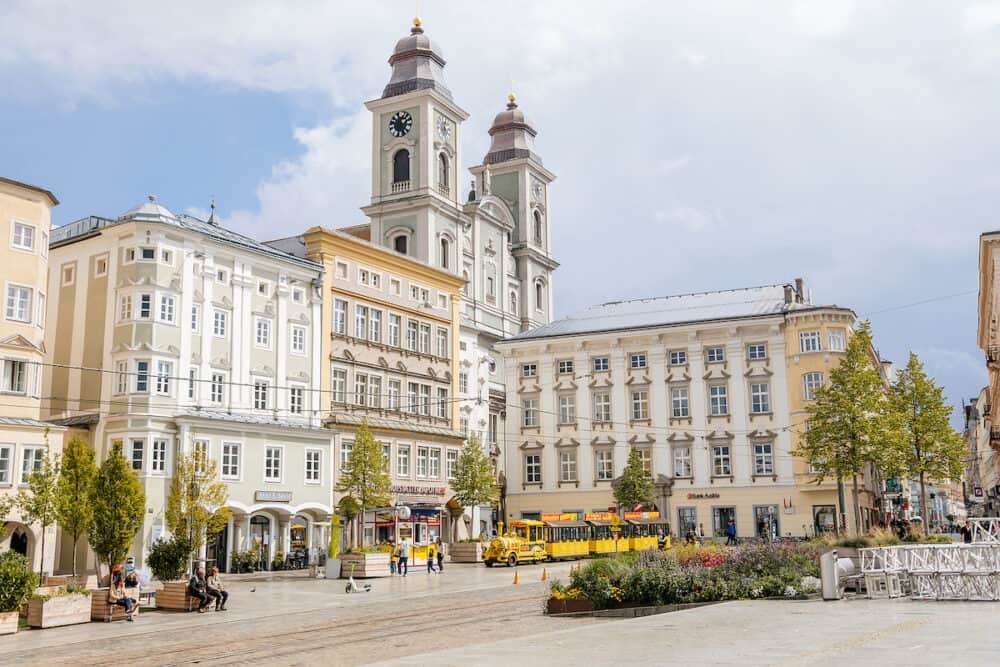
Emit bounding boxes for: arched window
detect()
[393,149,410,184]
[510,292,518,314]
[535,281,544,310]
[440,237,449,269]
[438,154,449,193]
[533,210,543,245]
[394,235,408,255]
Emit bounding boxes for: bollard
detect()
[513,570,519,585]
[541,567,548,582]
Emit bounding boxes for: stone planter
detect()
[546,598,595,615]
[340,552,390,578]
[449,542,484,563]
[0,611,18,636]
[325,558,342,579]
[27,592,92,628]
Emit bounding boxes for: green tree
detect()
[89,441,145,571]
[55,436,98,577]
[889,353,966,527]
[613,448,654,511]
[792,321,896,535]
[449,435,498,540]
[165,449,231,572]
[16,448,60,580]
[335,421,390,547]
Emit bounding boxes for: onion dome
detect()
[382,17,452,100]
[484,94,541,165]
[119,195,178,223]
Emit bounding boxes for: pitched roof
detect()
[0,176,59,206]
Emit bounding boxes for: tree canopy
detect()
[16,447,60,578]
[56,436,98,576]
[450,435,498,510]
[89,441,145,569]
[613,447,654,510]
[335,421,390,545]
[165,449,231,568]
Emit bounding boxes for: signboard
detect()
[391,485,446,496]
[687,492,720,500]
[975,486,983,498]
[585,512,614,521]
[623,511,660,520]
[255,490,292,503]
[541,512,579,522]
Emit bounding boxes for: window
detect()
[290,387,305,415]
[216,268,228,284]
[155,361,172,395]
[486,276,495,299]
[629,353,647,369]
[558,359,574,375]
[193,440,209,474]
[359,268,381,289]
[510,292,518,314]
[407,382,418,414]
[159,295,176,323]
[188,368,197,400]
[19,446,44,482]
[673,447,692,477]
[522,363,537,378]
[447,450,458,479]
[354,374,368,407]
[458,372,468,395]
[135,361,149,392]
[418,323,431,354]
[2,359,27,394]
[221,442,241,479]
[636,448,652,475]
[331,368,347,403]
[436,388,448,418]
[706,346,725,363]
[828,329,846,352]
[394,235,408,255]
[353,305,368,340]
[11,222,35,251]
[340,442,353,467]
[525,454,541,484]
[533,210,543,244]
[257,280,270,296]
[438,153,449,193]
[369,376,382,409]
[36,293,45,328]
[191,304,200,332]
[305,450,321,484]
[631,390,649,420]
[460,417,469,435]
[6,285,31,322]
[535,282,544,310]
[592,357,609,372]
[292,287,304,303]
[750,382,770,413]
[369,309,382,343]
[803,372,823,400]
[747,343,767,360]
[213,310,228,337]
[388,379,401,410]
[754,442,774,475]
[713,445,732,476]
[799,331,821,353]
[429,448,441,478]
[558,394,576,424]
[596,450,613,481]
[392,149,410,184]
[560,450,577,482]
[116,361,128,394]
[253,317,271,348]
[671,386,690,418]
[151,439,168,474]
[138,294,152,319]
[593,392,611,422]
[129,439,144,472]
[397,445,410,476]
[333,299,348,335]
[436,328,449,358]
[440,237,449,269]
[670,350,688,366]
[438,293,448,312]
[95,257,108,277]
[119,295,132,321]
[678,507,697,535]
[291,325,306,354]
[388,314,401,347]
[210,373,225,404]
[264,446,282,482]
[389,278,402,296]
[254,380,269,410]
[417,446,429,478]
[335,261,348,279]
[419,385,431,416]
[381,443,392,474]
[0,444,12,485]
[406,320,418,351]
[709,385,729,416]
[61,264,75,286]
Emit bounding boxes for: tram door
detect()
[250,516,270,570]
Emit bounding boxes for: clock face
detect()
[388,111,413,138]
[436,116,451,140]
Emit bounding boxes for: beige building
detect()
[0,176,66,575]
[497,279,884,538]
[976,230,1000,512]
[44,197,332,572]
[269,226,469,545]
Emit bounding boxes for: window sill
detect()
[630,419,651,426]
[709,475,734,484]
[749,411,773,418]
[522,482,543,490]
[669,416,691,423]
[558,479,579,488]
[751,474,779,482]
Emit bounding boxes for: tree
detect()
[792,321,896,535]
[89,441,145,571]
[335,421,390,547]
[55,436,98,577]
[449,435,498,540]
[16,448,60,580]
[165,449,231,572]
[613,448,654,511]
[889,353,966,528]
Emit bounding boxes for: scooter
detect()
[345,561,372,594]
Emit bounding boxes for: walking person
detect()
[109,564,137,622]
[206,566,228,611]
[960,520,973,544]
[435,537,444,572]
[426,541,437,573]
[390,541,398,575]
[725,519,737,546]
[398,537,410,576]
[187,567,211,613]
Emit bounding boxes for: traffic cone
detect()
[541,567,548,582]
[513,570,519,585]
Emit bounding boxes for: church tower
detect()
[362,18,469,274]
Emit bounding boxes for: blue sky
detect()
[2,1,996,424]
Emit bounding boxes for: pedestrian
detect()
[389,541,398,575]
[109,564,137,622]
[685,527,696,545]
[435,537,444,572]
[960,520,973,544]
[187,567,211,613]
[725,519,737,546]
[206,565,228,611]
[398,537,410,576]
[426,541,437,573]
[697,523,706,544]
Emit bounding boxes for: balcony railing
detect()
[391,180,410,194]
[437,183,450,196]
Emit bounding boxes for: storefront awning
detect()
[544,520,589,528]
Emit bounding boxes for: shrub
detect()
[147,536,193,581]
[0,550,39,613]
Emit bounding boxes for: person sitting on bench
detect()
[187,567,211,613]
[206,566,228,611]
[109,564,137,622]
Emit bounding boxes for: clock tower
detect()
[362,18,469,273]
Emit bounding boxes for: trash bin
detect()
[821,549,840,600]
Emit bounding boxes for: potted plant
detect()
[0,550,38,635]
[147,535,193,611]
[326,515,343,579]
[27,585,92,628]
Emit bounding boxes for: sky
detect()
[1,0,996,424]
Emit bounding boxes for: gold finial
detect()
[413,16,422,28]
[507,92,516,104]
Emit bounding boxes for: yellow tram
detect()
[541,513,590,560]
[624,511,671,551]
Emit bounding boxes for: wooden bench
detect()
[155,581,217,612]
[91,588,140,622]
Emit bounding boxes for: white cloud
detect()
[655,206,714,232]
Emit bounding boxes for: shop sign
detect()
[390,485,446,496]
[541,512,578,522]
[623,511,660,520]
[255,490,292,503]
[584,512,614,521]
[687,492,720,500]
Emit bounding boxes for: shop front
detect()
[363,484,448,565]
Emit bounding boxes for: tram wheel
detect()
[507,553,518,567]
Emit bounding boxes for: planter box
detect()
[28,592,92,628]
[449,542,484,563]
[341,552,391,578]
[156,580,215,612]
[0,611,18,636]
[546,598,595,615]
[325,558,342,580]
[91,588,140,622]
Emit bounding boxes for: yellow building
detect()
[0,176,66,574]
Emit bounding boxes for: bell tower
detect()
[362,18,469,273]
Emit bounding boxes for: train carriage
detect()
[624,511,670,551]
[541,513,590,560]
[585,512,626,555]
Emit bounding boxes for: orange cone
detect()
[541,567,548,582]
[513,569,520,585]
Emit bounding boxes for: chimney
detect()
[783,285,794,305]
[794,277,805,303]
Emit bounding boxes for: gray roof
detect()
[0,416,67,429]
[505,284,819,343]
[326,412,465,440]
[47,413,100,427]
[174,409,329,433]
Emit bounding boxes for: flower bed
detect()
[548,542,822,611]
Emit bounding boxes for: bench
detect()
[91,587,140,622]
[155,581,217,612]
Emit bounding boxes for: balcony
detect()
[991,427,1000,450]
[391,180,410,194]
[437,183,450,197]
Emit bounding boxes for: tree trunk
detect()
[919,471,928,531]
[71,535,78,578]
[38,523,47,580]
[851,475,862,536]
[836,476,847,537]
